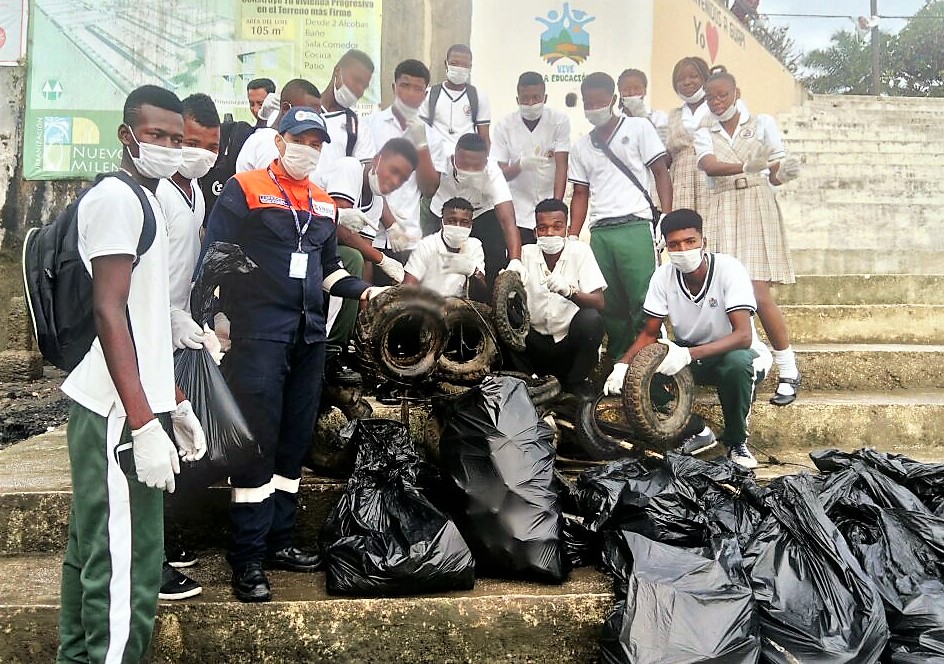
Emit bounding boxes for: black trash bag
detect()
[173,347,260,491]
[561,514,601,569]
[322,419,475,596]
[189,241,257,325]
[438,376,566,583]
[600,531,760,664]
[818,463,931,515]
[742,474,889,663]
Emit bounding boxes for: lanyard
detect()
[268,167,314,251]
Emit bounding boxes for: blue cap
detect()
[278,106,331,142]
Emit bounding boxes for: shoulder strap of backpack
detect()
[466,84,479,125]
[98,171,157,267]
[344,109,359,158]
[422,83,443,127]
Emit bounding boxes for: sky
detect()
[758,0,928,53]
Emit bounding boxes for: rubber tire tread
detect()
[621,342,695,451]
[369,286,448,382]
[436,299,500,383]
[491,271,530,352]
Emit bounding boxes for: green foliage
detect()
[752,23,802,73]
[801,30,892,95]
[892,0,944,96]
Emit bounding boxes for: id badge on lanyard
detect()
[269,167,315,280]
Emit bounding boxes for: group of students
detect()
[55,43,803,662]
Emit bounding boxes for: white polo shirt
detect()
[421,84,492,156]
[693,110,785,166]
[491,108,571,230]
[313,109,376,180]
[568,116,667,226]
[642,252,772,371]
[315,156,383,242]
[521,241,607,342]
[156,178,205,313]
[62,176,177,417]
[367,106,445,250]
[404,233,485,298]
[235,128,278,173]
[430,159,512,220]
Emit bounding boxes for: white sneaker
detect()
[728,442,758,470]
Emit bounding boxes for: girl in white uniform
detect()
[664,57,712,217]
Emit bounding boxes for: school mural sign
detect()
[23,0,383,180]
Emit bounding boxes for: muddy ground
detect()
[0,367,69,449]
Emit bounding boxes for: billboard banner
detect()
[23,0,383,180]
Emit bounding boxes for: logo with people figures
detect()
[536,3,595,65]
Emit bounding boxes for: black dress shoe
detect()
[770,373,802,407]
[232,562,271,603]
[266,546,322,573]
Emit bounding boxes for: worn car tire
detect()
[570,395,638,461]
[621,343,695,450]
[492,271,530,352]
[369,286,448,383]
[306,407,359,478]
[436,298,500,383]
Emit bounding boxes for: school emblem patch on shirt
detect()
[709,297,719,308]
[259,194,287,206]
[740,129,755,139]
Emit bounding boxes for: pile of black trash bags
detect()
[318,374,944,663]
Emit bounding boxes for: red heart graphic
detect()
[706,22,720,63]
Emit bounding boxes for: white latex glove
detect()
[545,271,576,298]
[656,338,693,376]
[604,363,629,396]
[386,221,414,253]
[170,308,205,350]
[171,400,207,462]
[337,207,372,233]
[776,155,801,183]
[519,155,552,173]
[405,119,428,149]
[132,419,180,493]
[504,258,527,279]
[567,234,580,243]
[742,145,771,174]
[362,286,391,300]
[656,124,669,145]
[653,214,667,252]
[202,324,223,365]
[377,255,405,283]
[258,93,281,124]
[442,252,478,277]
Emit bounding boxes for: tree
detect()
[889,0,944,96]
[800,29,894,95]
[751,23,802,74]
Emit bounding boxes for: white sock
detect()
[771,346,799,395]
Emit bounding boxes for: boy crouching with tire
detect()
[603,209,771,469]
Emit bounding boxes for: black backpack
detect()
[423,83,480,128]
[21,171,157,372]
[198,119,256,225]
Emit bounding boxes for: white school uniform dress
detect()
[429,159,512,220]
[367,106,445,251]
[642,252,772,374]
[235,128,278,173]
[404,233,485,298]
[421,84,492,157]
[156,178,205,313]
[313,108,376,182]
[491,107,571,231]
[62,176,177,418]
[568,116,667,227]
[520,241,607,341]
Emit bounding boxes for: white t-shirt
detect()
[693,110,785,166]
[62,176,177,418]
[491,108,571,230]
[156,178,204,313]
[521,241,607,342]
[642,252,772,371]
[421,84,492,156]
[235,128,278,173]
[568,116,667,226]
[316,156,383,242]
[404,233,485,298]
[367,106,445,250]
[430,159,512,220]
[313,109,376,181]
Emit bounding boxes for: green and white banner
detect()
[24,0,383,180]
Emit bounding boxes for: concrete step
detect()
[777,187,944,206]
[781,304,944,344]
[783,139,944,155]
[782,128,944,142]
[788,344,944,391]
[777,175,943,196]
[771,275,944,305]
[806,95,944,111]
[790,164,941,181]
[0,553,611,663]
[792,152,944,167]
[786,249,942,276]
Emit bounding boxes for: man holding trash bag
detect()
[201,106,383,603]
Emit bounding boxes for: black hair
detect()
[338,48,375,73]
[618,68,648,88]
[442,197,474,215]
[247,78,276,94]
[123,85,183,128]
[281,78,321,105]
[517,71,545,90]
[580,72,615,96]
[182,93,220,128]
[706,70,737,88]
[394,59,431,85]
[379,137,419,170]
[671,56,711,91]
[709,64,729,75]
[455,132,487,153]
[660,209,703,236]
[535,198,568,217]
[446,44,472,60]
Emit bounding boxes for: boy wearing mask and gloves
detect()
[403,197,485,297]
[603,209,771,469]
[421,43,492,155]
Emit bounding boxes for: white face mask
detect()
[441,224,471,249]
[368,159,383,196]
[177,146,217,180]
[126,128,182,180]
[584,106,614,128]
[621,95,647,118]
[446,64,471,86]
[669,247,705,273]
[392,95,420,122]
[711,103,738,123]
[536,235,566,255]
[279,140,321,180]
[677,88,706,104]
[334,73,361,109]
[519,102,544,122]
[452,158,485,189]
